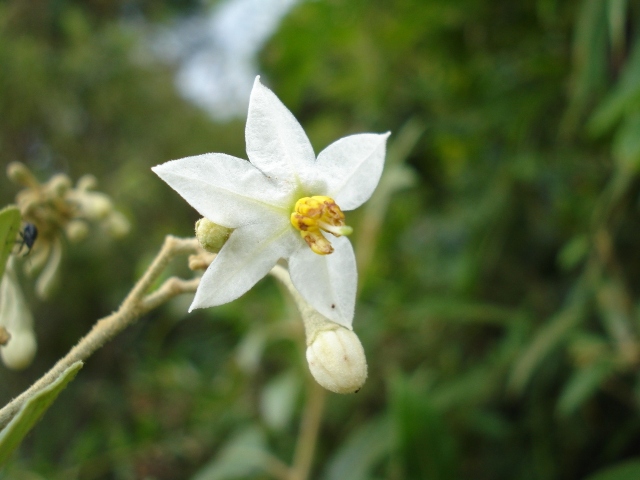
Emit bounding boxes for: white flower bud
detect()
[104,211,130,238]
[1,330,36,370]
[76,192,113,220]
[6,161,37,187]
[48,174,72,197]
[65,219,89,242]
[306,327,367,394]
[76,174,97,191]
[0,263,37,370]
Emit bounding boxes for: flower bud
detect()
[0,266,37,369]
[77,192,113,220]
[76,174,97,191]
[104,211,131,238]
[195,218,232,253]
[48,174,72,197]
[65,219,89,242]
[306,327,367,394]
[6,162,37,187]
[1,329,37,370]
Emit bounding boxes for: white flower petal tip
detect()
[317,131,391,211]
[306,327,367,394]
[153,77,389,318]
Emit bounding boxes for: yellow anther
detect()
[291,196,352,255]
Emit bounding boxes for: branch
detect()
[0,235,201,429]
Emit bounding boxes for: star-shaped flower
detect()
[153,77,389,328]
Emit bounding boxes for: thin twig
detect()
[0,235,200,429]
[289,381,326,480]
[141,277,200,313]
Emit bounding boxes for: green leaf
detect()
[612,113,640,171]
[584,459,640,480]
[322,415,392,480]
[390,374,458,480]
[562,0,608,131]
[558,234,589,271]
[410,296,518,326]
[191,426,270,480]
[588,36,640,136]
[0,205,21,281]
[556,359,615,417]
[508,291,588,394]
[0,361,83,466]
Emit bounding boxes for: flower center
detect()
[290,196,353,255]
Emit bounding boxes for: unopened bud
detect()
[48,174,72,197]
[65,220,89,242]
[78,192,112,220]
[7,162,37,187]
[195,218,232,253]
[104,211,130,238]
[76,174,97,191]
[306,327,367,394]
[1,329,37,370]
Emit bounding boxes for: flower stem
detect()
[289,380,326,480]
[0,235,200,430]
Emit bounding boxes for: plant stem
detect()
[289,380,326,480]
[0,235,200,429]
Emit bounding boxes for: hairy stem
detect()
[0,235,200,429]
[270,266,328,480]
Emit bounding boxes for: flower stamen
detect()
[291,196,352,255]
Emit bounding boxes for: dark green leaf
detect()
[585,460,640,480]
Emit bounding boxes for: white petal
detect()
[316,132,390,210]
[245,76,316,187]
[153,153,291,228]
[190,220,299,310]
[289,236,356,328]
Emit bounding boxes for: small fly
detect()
[15,223,38,256]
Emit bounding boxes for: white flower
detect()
[153,76,389,328]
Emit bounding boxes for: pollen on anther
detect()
[290,195,352,256]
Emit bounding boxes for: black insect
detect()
[15,223,38,256]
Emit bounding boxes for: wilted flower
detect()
[153,76,389,328]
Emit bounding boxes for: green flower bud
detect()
[195,218,232,253]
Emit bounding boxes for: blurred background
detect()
[2,0,640,478]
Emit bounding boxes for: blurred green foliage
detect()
[2,0,640,479]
